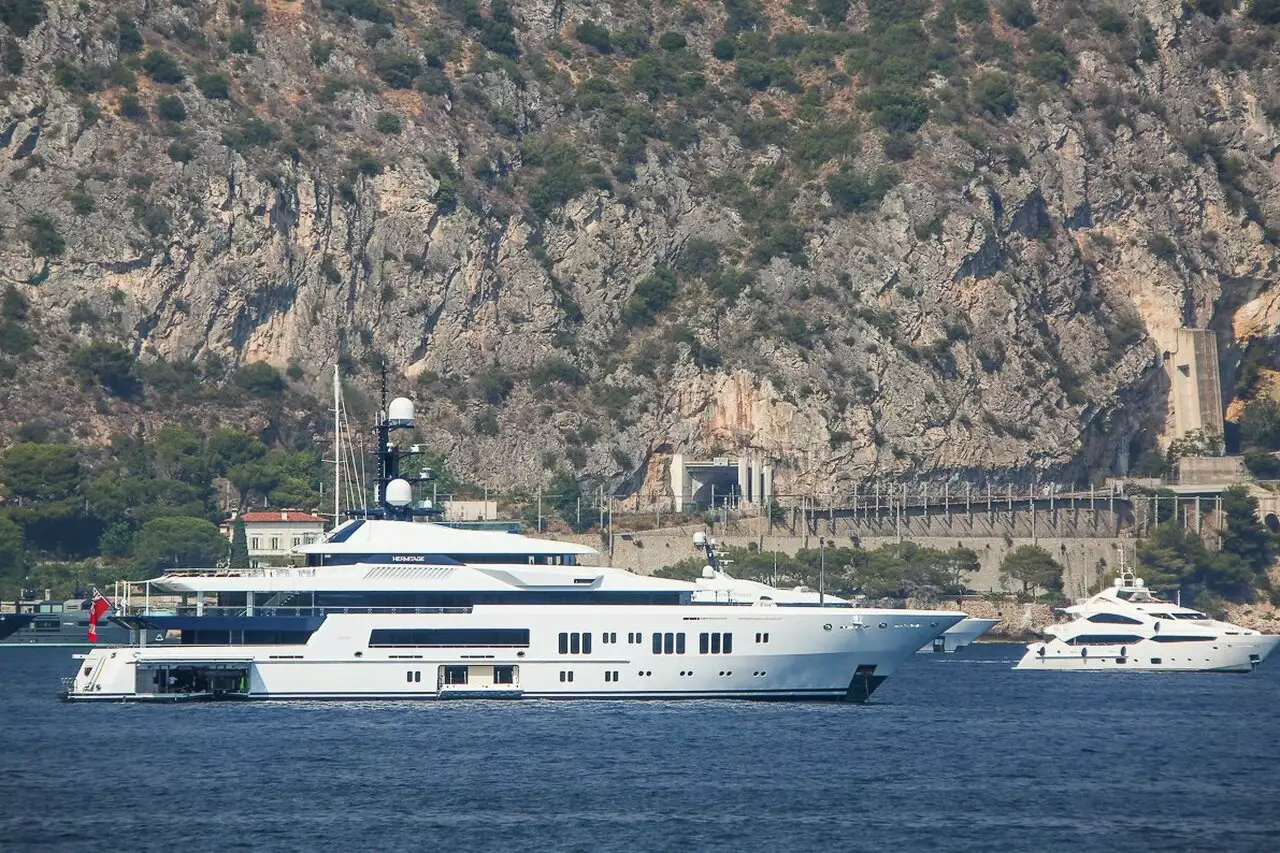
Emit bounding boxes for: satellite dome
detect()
[387,397,415,426]
[385,478,413,507]
[702,565,715,579]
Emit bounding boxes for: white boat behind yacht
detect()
[919,617,1000,653]
[1015,570,1279,673]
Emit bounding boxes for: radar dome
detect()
[387,397,415,426]
[702,565,715,578]
[385,478,413,507]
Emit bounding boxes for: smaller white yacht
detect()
[919,617,1000,653]
[1015,569,1279,672]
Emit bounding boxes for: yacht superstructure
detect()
[61,378,965,702]
[1015,570,1278,672]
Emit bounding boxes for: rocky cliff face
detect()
[1,0,1278,497]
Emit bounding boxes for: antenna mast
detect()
[333,364,341,524]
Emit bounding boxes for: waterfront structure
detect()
[221,511,327,567]
[1165,328,1225,445]
[1015,570,1278,672]
[670,452,773,512]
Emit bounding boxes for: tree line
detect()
[0,426,325,597]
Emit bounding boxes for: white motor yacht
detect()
[1014,570,1279,672]
[61,378,963,703]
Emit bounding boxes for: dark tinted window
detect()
[1150,635,1216,643]
[582,633,592,654]
[723,633,732,654]
[1087,613,1143,625]
[369,628,530,647]
[1066,634,1143,646]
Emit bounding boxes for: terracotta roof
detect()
[235,511,327,524]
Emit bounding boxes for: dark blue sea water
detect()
[2,644,1278,852]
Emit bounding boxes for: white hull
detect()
[67,605,965,702]
[1015,634,1280,673]
[918,617,1000,653]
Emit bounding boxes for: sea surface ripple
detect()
[2,644,1278,852]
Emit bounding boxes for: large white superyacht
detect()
[62,381,965,703]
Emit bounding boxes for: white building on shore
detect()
[222,510,327,567]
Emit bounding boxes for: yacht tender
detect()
[1014,571,1278,672]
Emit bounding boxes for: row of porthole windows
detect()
[717,671,733,676]
[677,670,694,677]
[750,671,768,677]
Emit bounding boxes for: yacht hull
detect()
[1014,634,1280,672]
[64,606,963,703]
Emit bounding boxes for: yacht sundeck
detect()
[1014,570,1278,672]
[61,376,964,703]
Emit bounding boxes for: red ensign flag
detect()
[88,590,111,643]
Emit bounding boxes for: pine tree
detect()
[230,516,250,569]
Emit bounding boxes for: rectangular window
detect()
[559,671,567,683]
[605,671,612,683]
[251,537,260,550]
[406,671,413,683]
[711,633,721,654]
[559,632,569,654]
[270,537,280,550]
[494,666,515,685]
[414,671,421,683]
[663,633,674,655]
[582,633,592,654]
[443,666,468,685]
[700,632,710,654]
[292,537,301,547]
[763,633,769,643]
[676,633,685,654]
[570,633,581,654]
[723,633,732,654]
[653,632,662,654]
[370,628,531,648]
